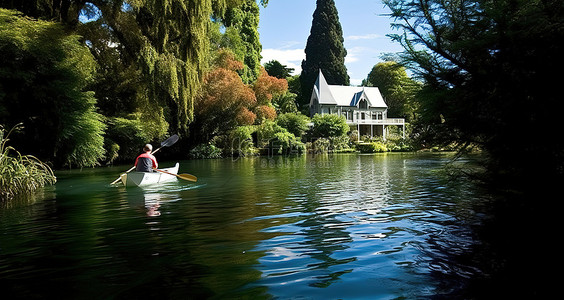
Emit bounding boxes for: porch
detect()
[348,118,406,140]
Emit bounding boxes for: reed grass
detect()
[0,124,56,201]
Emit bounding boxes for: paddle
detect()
[153,168,197,182]
[110,134,179,185]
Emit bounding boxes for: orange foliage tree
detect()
[192,49,257,142]
[252,68,288,123]
[191,50,292,145]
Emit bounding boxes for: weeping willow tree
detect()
[91,0,244,133]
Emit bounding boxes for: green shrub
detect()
[272,92,299,114]
[311,114,350,138]
[356,142,388,153]
[329,135,353,152]
[276,112,310,139]
[230,125,257,156]
[311,138,330,153]
[257,120,304,155]
[189,143,223,159]
[373,142,388,152]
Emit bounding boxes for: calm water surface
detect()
[1,153,498,298]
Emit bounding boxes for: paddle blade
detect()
[161,134,179,147]
[177,173,197,182]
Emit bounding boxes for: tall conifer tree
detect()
[300,0,349,110]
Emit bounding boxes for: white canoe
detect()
[120,163,179,187]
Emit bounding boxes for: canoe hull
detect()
[121,163,179,187]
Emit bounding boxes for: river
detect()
[0,153,548,298]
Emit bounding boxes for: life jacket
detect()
[135,152,158,172]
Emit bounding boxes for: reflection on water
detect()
[0,153,539,298]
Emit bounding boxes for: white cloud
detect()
[261,48,305,75]
[346,56,360,64]
[346,33,383,41]
[345,46,370,64]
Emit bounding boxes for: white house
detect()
[309,70,405,139]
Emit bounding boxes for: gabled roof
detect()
[310,70,387,108]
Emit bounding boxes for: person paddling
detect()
[135,144,158,172]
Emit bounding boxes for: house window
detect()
[359,99,368,109]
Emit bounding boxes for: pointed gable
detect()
[311,70,337,106]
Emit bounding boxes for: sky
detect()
[258,0,405,86]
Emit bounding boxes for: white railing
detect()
[346,118,405,125]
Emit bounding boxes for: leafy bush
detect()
[311,114,349,138]
[213,125,258,157]
[310,138,330,153]
[256,120,304,155]
[189,143,223,159]
[272,92,299,114]
[356,142,388,153]
[231,126,258,156]
[276,112,310,139]
[329,135,353,152]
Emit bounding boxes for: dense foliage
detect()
[264,60,294,79]
[256,120,304,155]
[276,113,310,140]
[191,49,257,144]
[384,0,564,185]
[300,0,349,109]
[310,114,349,138]
[221,0,262,84]
[363,61,421,122]
[0,1,248,166]
[0,9,105,167]
[2,0,244,131]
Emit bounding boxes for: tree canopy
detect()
[0,8,105,167]
[0,0,253,165]
[264,60,294,79]
[364,61,421,122]
[384,0,564,185]
[192,49,257,143]
[221,0,263,84]
[1,0,244,134]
